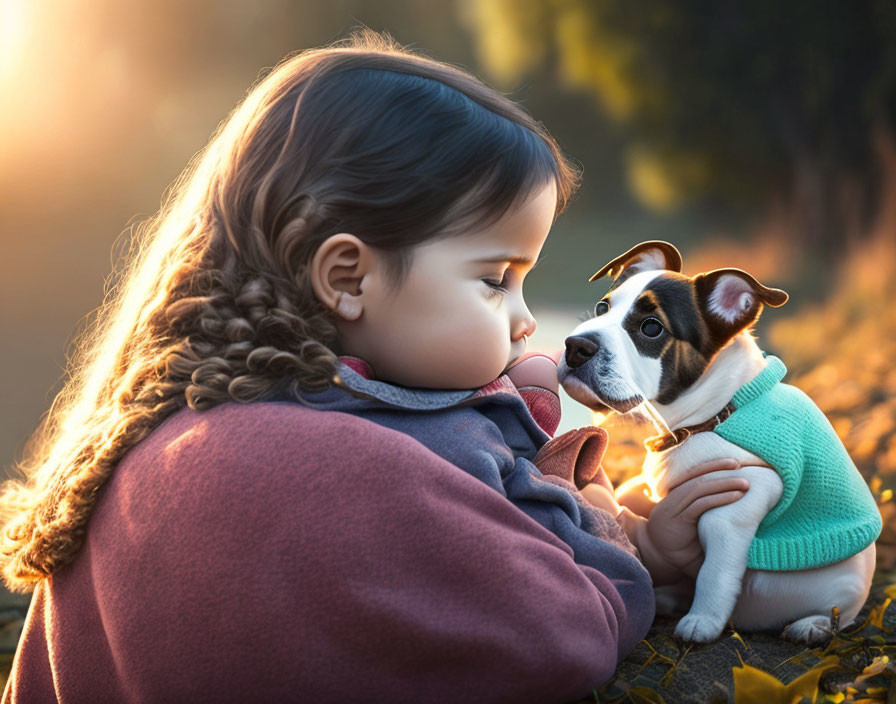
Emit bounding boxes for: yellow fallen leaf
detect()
[867,597,893,629]
[732,656,840,704]
[730,630,749,650]
[884,583,896,599]
[855,654,889,681]
[823,693,845,703]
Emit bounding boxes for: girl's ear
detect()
[309,233,376,321]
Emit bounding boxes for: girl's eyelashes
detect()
[482,271,510,297]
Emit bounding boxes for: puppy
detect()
[558,241,881,645]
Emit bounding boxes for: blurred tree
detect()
[460,0,896,252]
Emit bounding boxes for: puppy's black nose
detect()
[564,335,599,368]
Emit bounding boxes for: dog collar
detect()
[644,402,737,453]
[643,355,786,453]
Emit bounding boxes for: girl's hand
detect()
[579,482,622,516]
[616,459,748,586]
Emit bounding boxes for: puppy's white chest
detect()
[644,431,768,497]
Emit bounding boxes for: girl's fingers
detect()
[665,458,742,492]
[680,490,746,522]
[664,477,749,515]
[688,477,750,495]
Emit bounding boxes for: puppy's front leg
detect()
[674,466,783,643]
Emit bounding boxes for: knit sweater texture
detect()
[714,355,882,570]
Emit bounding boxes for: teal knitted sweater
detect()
[713,355,881,571]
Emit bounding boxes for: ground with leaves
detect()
[579,569,895,704]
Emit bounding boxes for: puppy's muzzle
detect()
[564,335,599,369]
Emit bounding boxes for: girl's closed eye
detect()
[482,271,510,298]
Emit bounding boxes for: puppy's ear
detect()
[589,241,682,286]
[694,268,788,339]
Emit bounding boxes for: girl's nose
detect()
[513,309,537,342]
[524,315,537,338]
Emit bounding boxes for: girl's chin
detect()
[502,358,522,375]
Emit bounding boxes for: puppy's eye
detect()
[594,300,610,316]
[640,317,664,338]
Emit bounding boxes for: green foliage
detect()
[463,0,896,246]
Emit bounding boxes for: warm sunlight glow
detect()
[615,473,663,505]
[0,0,31,84]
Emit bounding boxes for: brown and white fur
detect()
[558,241,875,645]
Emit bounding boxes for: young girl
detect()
[0,30,749,703]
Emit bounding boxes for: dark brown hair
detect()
[0,29,581,592]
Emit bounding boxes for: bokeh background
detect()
[2,1,895,560]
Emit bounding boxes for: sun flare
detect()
[0,0,32,84]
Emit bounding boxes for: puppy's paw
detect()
[781,615,834,646]
[673,613,725,643]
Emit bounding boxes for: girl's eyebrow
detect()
[476,253,545,267]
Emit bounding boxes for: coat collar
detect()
[332,355,522,411]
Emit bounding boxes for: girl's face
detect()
[339,182,556,389]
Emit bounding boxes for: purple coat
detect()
[3,401,654,703]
